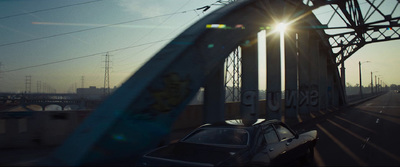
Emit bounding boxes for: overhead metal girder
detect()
[310,0,400,65]
[331,26,400,65]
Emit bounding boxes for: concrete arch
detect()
[25,104,43,111]
[48,0,339,165]
[64,104,80,111]
[44,104,63,111]
[22,99,83,111]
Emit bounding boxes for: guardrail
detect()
[346,92,387,104]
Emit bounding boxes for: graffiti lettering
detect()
[284,88,319,107]
[267,91,280,112]
[299,90,309,106]
[285,90,296,107]
[310,90,318,106]
[242,91,257,107]
[241,90,257,125]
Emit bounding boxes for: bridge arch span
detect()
[25,104,43,111]
[44,104,64,111]
[22,99,82,111]
[64,104,80,111]
[49,0,343,165]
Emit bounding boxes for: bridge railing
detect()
[346,91,387,104]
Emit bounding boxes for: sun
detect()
[276,22,288,33]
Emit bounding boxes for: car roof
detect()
[199,119,281,129]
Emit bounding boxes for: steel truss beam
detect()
[309,0,400,65]
[224,48,241,102]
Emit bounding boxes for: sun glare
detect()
[276,22,287,33]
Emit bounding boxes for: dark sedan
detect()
[136,119,317,166]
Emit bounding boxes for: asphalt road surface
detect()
[299,91,400,166]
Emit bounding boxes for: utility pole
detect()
[378,77,380,92]
[359,61,370,97]
[103,53,111,96]
[0,62,2,92]
[370,72,373,94]
[375,75,377,93]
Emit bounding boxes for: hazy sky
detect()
[0,0,399,93]
[0,0,222,93]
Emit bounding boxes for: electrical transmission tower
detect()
[103,53,111,96]
[81,76,84,88]
[25,75,32,94]
[37,80,41,93]
[43,82,47,93]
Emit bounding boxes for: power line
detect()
[0,37,177,73]
[115,14,201,73]
[128,0,193,47]
[0,9,199,48]
[0,0,104,20]
[0,0,221,73]
[113,14,201,73]
[0,0,226,48]
[113,0,195,66]
[114,0,221,71]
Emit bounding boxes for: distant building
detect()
[76,86,117,100]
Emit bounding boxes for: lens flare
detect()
[276,23,287,33]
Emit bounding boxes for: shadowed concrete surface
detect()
[0,129,193,166]
[0,146,55,166]
[2,92,397,166]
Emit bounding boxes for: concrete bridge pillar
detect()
[327,64,334,108]
[328,62,339,107]
[61,105,66,111]
[318,44,328,111]
[297,30,312,121]
[203,62,225,124]
[308,33,320,117]
[284,31,298,124]
[340,53,347,99]
[266,33,282,120]
[240,36,259,125]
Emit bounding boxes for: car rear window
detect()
[182,128,249,147]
